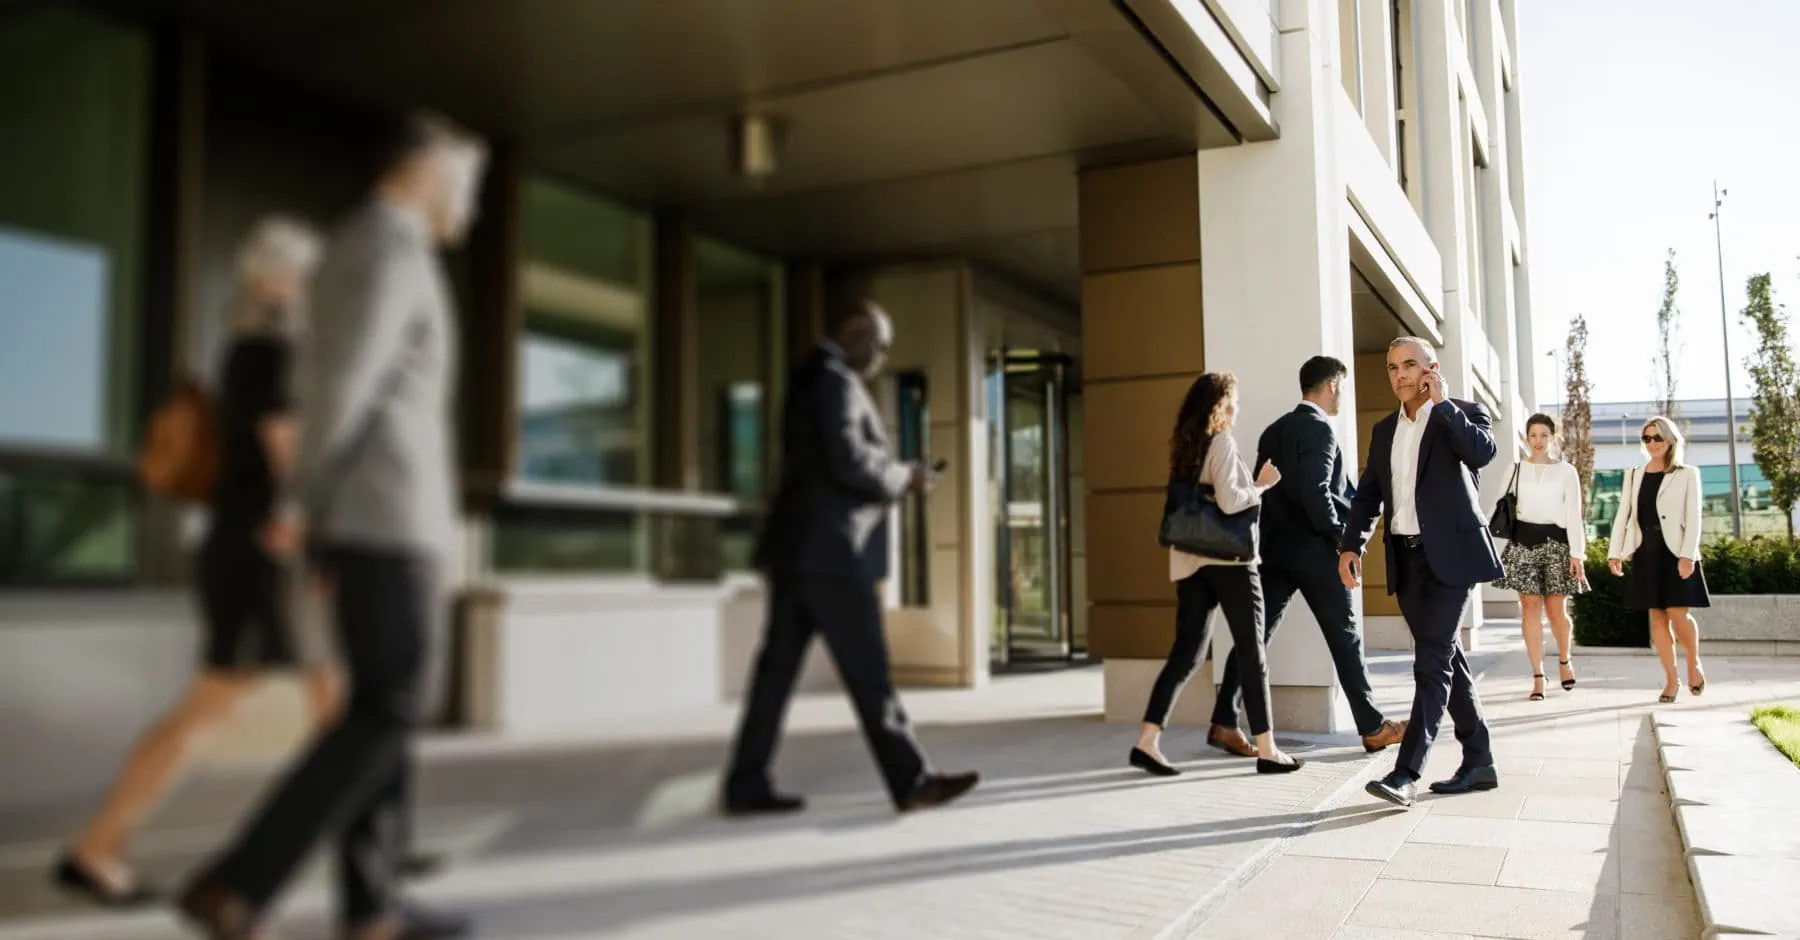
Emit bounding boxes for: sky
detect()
[1517,0,1800,408]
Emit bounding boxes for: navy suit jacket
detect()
[754,344,911,583]
[1256,404,1354,564]
[1339,397,1505,591]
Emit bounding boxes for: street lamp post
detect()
[1711,181,1744,539]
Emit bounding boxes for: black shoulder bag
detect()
[1487,463,1522,541]
[1158,479,1260,562]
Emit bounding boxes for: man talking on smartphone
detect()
[1340,337,1504,808]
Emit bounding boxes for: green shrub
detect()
[1573,538,1648,648]
[1569,535,1800,647]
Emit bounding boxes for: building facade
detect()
[0,0,1539,810]
[1562,398,1798,543]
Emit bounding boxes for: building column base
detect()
[1101,659,1343,733]
[1366,617,1482,652]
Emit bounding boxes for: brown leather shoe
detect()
[176,876,269,939]
[1206,724,1257,758]
[1362,719,1407,753]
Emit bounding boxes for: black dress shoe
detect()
[1256,755,1306,774]
[176,876,267,940]
[51,854,160,908]
[1130,747,1181,777]
[898,771,980,813]
[1365,770,1417,808]
[1429,764,1499,795]
[723,790,807,817]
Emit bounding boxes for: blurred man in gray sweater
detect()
[180,112,483,940]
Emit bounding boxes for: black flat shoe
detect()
[1560,659,1577,691]
[1429,764,1500,795]
[1256,756,1306,774]
[1130,747,1181,777]
[1365,771,1417,808]
[52,854,159,908]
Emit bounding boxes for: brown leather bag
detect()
[138,376,218,505]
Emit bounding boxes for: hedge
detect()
[1570,536,1800,647]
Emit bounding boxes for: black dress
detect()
[1624,471,1711,610]
[196,334,297,669]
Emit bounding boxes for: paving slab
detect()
[1665,767,1800,809]
[1690,856,1800,937]
[1676,805,1800,858]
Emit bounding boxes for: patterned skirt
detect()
[1493,538,1589,596]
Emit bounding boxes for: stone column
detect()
[1194,0,1356,733]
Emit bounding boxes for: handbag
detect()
[1487,463,1521,540]
[1158,480,1260,562]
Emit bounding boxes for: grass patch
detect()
[1751,704,1800,768]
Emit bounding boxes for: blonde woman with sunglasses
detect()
[1607,416,1709,703]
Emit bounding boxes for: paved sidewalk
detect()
[0,650,1448,940]
[1189,633,1800,939]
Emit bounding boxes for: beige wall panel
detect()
[1088,603,1180,660]
[1083,376,1194,492]
[1081,264,1206,381]
[1078,156,1201,273]
[1085,490,1174,604]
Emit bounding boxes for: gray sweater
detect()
[288,200,459,560]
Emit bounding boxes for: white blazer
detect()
[1607,465,1703,561]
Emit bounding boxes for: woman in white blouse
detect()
[1493,414,1588,701]
[1131,372,1305,778]
[1607,416,1709,703]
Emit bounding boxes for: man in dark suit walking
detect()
[1208,356,1407,758]
[1340,337,1505,808]
[724,299,980,817]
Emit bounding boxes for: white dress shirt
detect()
[1388,402,1433,536]
[1510,460,1586,558]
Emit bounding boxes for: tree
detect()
[1564,314,1596,512]
[1652,249,1682,421]
[1740,273,1800,540]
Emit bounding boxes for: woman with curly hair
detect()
[1131,372,1306,777]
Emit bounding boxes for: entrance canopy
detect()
[76,0,1249,300]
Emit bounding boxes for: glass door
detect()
[989,351,1075,666]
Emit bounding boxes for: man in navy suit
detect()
[1208,356,1407,758]
[1340,337,1505,808]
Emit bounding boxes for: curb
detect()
[1653,709,1800,939]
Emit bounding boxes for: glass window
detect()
[695,237,783,570]
[0,9,148,456]
[498,177,654,575]
[515,177,653,489]
[0,9,150,585]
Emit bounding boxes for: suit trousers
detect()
[1212,550,1386,736]
[726,574,928,806]
[207,545,433,926]
[1143,565,1272,735]
[1392,541,1493,779]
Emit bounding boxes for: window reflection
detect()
[514,178,652,489]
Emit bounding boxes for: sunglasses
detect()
[1642,434,1665,444]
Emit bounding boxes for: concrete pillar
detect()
[1195,0,1355,733]
[1410,0,1485,644]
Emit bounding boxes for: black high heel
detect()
[1529,674,1546,702]
[1560,659,1577,691]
